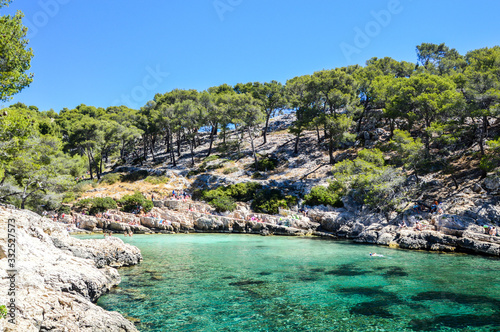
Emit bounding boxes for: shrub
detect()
[89,197,117,214]
[122,170,149,182]
[57,205,72,214]
[73,180,93,194]
[251,188,298,215]
[62,191,77,204]
[210,195,237,212]
[118,191,153,213]
[200,182,262,212]
[257,157,279,171]
[100,173,122,185]
[304,183,344,208]
[203,155,219,162]
[145,175,169,185]
[251,171,263,179]
[223,167,239,175]
[333,153,405,213]
[75,198,93,209]
[74,197,117,215]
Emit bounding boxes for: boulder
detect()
[0,207,139,332]
[483,175,500,191]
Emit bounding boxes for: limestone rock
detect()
[0,207,139,331]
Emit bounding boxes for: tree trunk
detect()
[328,133,334,165]
[479,115,488,156]
[142,136,148,161]
[263,114,270,144]
[87,150,94,180]
[316,125,321,145]
[248,127,258,171]
[150,136,156,161]
[294,132,300,154]
[170,135,176,167]
[177,131,181,156]
[207,124,217,157]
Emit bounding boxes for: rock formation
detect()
[0,206,142,332]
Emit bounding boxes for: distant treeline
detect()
[1,43,500,212]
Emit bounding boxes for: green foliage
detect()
[75,198,93,209]
[389,130,425,170]
[203,155,219,162]
[210,195,237,212]
[57,205,72,214]
[480,156,498,172]
[100,173,122,185]
[203,182,262,203]
[222,167,239,174]
[118,191,153,213]
[257,157,279,171]
[0,304,7,319]
[62,191,76,203]
[75,197,117,215]
[251,171,263,179]
[333,149,405,213]
[144,175,169,185]
[251,188,297,214]
[122,170,148,182]
[89,197,117,214]
[0,6,34,101]
[304,181,345,207]
[201,182,262,211]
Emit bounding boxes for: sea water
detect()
[77,234,500,331]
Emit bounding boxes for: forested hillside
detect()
[1,43,499,214]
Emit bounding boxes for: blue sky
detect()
[2,0,499,112]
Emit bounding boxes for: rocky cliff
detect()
[0,206,142,332]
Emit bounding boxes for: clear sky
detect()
[2,0,499,112]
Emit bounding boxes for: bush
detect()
[304,183,344,208]
[333,153,405,213]
[251,189,298,215]
[211,195,237,212]
[74,197,117,215]
[251,171,263,179]
[75,198,93,209]
[223,167,239,174]
[100,173,122,185]
[89,197,117,214]
[62,191,77,204]
[257,157,279,171]
[57,205,72,214]
[204,155,219,162]
[118,191,153,213]
[145,175,169,185]
[200,182,262,212]
[122,170,149,182]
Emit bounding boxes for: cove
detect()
[77,234,500,331]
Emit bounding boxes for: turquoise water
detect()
[79,234,500,331]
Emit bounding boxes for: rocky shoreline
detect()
[74,198,500,257]
[0,206,142,332]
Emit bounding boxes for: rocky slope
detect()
[0,205,142,332]
[76,113,499,257]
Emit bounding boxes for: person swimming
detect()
[369,252,384,257]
